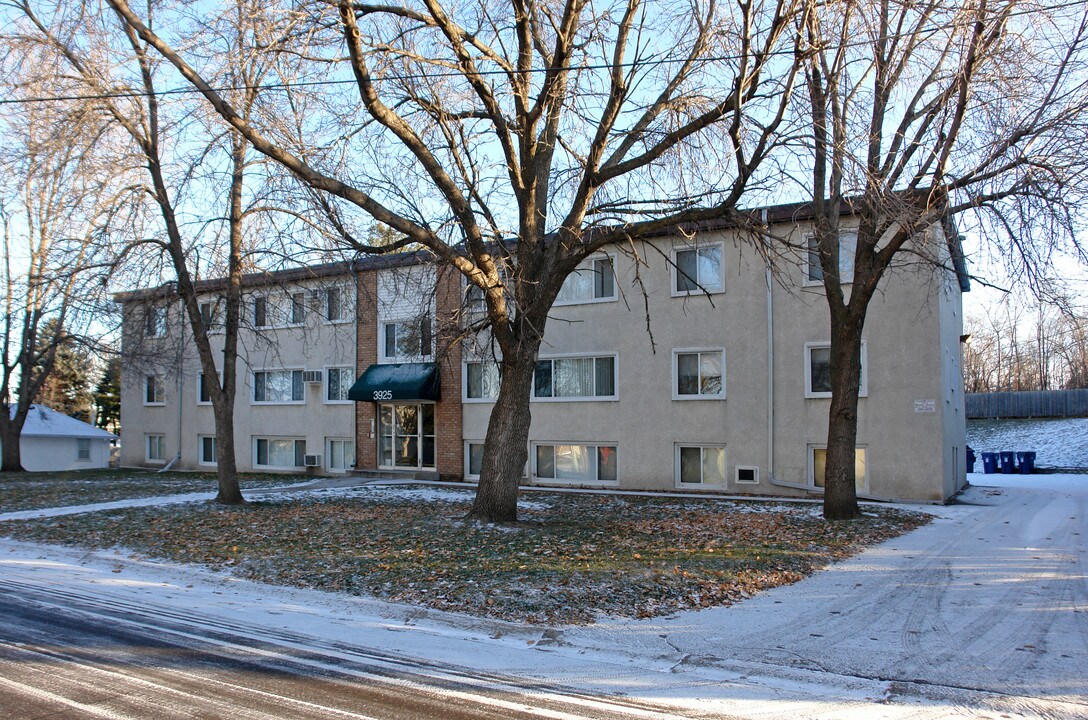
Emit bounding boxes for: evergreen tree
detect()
[93,357,121,433]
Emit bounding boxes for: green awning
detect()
[348,362,441,402]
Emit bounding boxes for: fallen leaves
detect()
[0,484,928,625]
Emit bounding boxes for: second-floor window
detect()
[555,256,615,305]
[144,375,165,405]
[326,367,354,402]
[466,361,500,400]
[253,369,304,403]
[533,356,616,399]
[673,244,723,295]
[382,316,432,360]
[325,287,344,322]
[254,296,268,327]
[674,349,724,399]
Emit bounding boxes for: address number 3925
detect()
[372,390,393,400]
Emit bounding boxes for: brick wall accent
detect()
[355,269,378,471]
[434,265,464,481]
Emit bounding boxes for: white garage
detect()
[3,404,117,472]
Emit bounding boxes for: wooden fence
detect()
[966,389,1088,419]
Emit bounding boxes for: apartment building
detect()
[118,202,969,503]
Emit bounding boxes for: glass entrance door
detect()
[378,403,435,469]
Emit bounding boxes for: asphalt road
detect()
[0,582,678,720]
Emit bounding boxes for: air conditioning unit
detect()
[302,369,323,384]
[303,454,322,467]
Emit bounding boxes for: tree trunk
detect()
[0,414,26,472]
[467,345,539,523]
[213,402,243,504]
[823,319,864,520]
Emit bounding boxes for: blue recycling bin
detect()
[999,451,1016,474]
[981,452,998,474]
[966,446,976,473]
[1016,451,1036,474]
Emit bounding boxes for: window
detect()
[254,296,268,327]
[810,446,868,493]
[146,434,166,462]
[674,349,724,399]
[805,231,857,285]
[145,305,166,338]
[533,356,616,399]
[255,437,306,468]
[676,445,725,486]
[324,287,345,322]
[76,438,91,461]
[253,369,304,403]
[199,435,217,465]
[556,256,615,305]
[382,316,432,360]
[291,292,306,325]
[535,443,617,482]
[465,442,485,478]
[327,438,354,471]
[673,245,723,295]
[326,367,354,402]
[144,375,165,405]
[464,283,486,316]
[199,301,218,331]
[805,341,867,398]
[253,292,305,328]
[198,373,212,404]
[465,361,500,400]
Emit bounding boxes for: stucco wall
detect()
[461,223,965,502]
[120,276,357,474]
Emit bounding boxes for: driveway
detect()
[567,473,1088,717]
[0,474,1084,719]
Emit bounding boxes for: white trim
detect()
[75,438,92,462]
[553,253,619,307]
[531,441,619,485]
[671,348,726,400]
[670,242,725,297]
[143,375,165,406]
[196,372,222,405]
[250,367,306,405]
[801,230,858,288]
[804,340,868,399]
[462,359,500,403]
[251,292,307,331]
[734,465,760,485]
[674,443,727,487]
[198,434,217,466]
[325,436,355,472]
[464,440,485,479]
[807,444,869,494]
[323,366,355,404]
[321,285,354,325]
[532,352,619,402]
[379,316,433,363]
[253,436,306,469]
[145,433,167,464]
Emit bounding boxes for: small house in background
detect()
[3,404,118,472]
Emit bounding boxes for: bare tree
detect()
[10,0,304,501]
[104,0,805,522]
[0,66,109,471]
[795,0,1088,518]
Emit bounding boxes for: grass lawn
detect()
[0,484,928,624]
[0,469,303,513]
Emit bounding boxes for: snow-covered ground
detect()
[1,473,1085,719]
